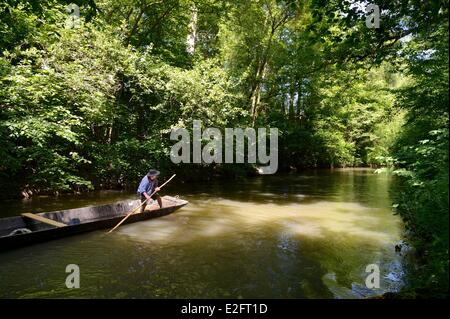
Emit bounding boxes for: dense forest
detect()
[0,0,448,297]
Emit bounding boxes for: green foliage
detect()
[366,110,406,167]
[392,129,449,297]
[1,16,132,192]
[389,12,449,297]
[0,1,248,193]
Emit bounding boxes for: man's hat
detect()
[147,169,160,177]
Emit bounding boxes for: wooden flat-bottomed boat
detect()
[0,195,188,251]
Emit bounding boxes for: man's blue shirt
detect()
[137,176,158,195]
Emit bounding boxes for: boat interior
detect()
[0,196,186,238]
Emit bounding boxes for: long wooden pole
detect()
[108,174,176,233]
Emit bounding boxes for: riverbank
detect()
[383,173,449,299]
[0,165,386,200]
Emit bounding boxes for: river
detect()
[0,168,405,298]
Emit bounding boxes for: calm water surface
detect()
[0,169,404,298]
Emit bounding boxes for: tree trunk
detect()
[249,8,290,124]
[250,35,272,125]
[107,123,113,145]
[186,5,198,54]
[125,7,145,44]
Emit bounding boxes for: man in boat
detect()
[137,169,162,213]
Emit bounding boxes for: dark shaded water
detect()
[0,169,404,298]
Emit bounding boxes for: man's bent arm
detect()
[137,177,149,195]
